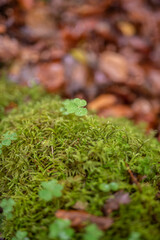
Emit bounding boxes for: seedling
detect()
[83,224,104,240]
[49,219,74,240]
[0,131,17,154]
[38,179,63,201]
[61,98,88,116]
[109,182,119,191]
[99,183,110,192]
[12,231,30,240]
[128,232,141,240]
[99,182,119,192]
[0,198,15,220]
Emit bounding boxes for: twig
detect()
[124,161,142,192]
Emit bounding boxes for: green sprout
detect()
[99,183,110,192]
[0,131,17,154]
[109,182,119,191]
[83,224,104,240]
[49,219,74,240]
[128,232,141,240]
[61,98,88,116]
[12,231,30,240]
[0,198,15,220]
[38,179,63,201]
[99,182,119,192]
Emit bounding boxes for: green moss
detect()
[0,76,46,120]
[0,81,160,240]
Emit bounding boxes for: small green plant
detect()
[38,179,63,201]
[0,198,15,220]
[12,231,30,240]
[99,183,110,192]
[61,98,88,116]
[82,224,104,240]
[0,132,17,154]
[99,182,119,192]
[110,182,119,191]
[49,219,74,240]
[128,232,141,240]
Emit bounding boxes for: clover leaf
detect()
[99,182,119,192]
[12,231,30,240]
[99,183,110,192]
[109,182,119,191]
[128,232,141,240]
[39,179,63,201]
[49,219,74,240]
[0,198,15,220]
[2,132,17,141]
[0,132,17,154]
[61,98,87,116]
[83,224,104,240]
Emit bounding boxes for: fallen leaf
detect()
[0,36,20,62]
[36,62,65,92]
[99,105,133,118]
[103,191,131,215]
[5,102,18,113]
[17,0,35,10]
[0,0,11,6]
[117,21,136,36]
[88,94,117,111]
[24,5,55,40]
[64,55,89,96]
[99,51,128,82]
[0,24,6,34]
[72,201,88,211]
[55,210,113,230]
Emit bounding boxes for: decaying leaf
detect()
[99,105,133,118]
[99,51,128,82]
[88,94,117,111]
[0,36,20,62]
[103,191,131,216]
[72,201,88,211]
[55,210,113,230]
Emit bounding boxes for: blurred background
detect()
[0,0,160,136]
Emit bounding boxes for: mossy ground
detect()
[0,80,160,240]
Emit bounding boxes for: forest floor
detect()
[1,0,160,135]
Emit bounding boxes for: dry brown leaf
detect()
[117,21,136,36]
[0,36,20,62]
[55,210,113,230]
[72,201,88,211]
[36,62,65,92]
[17,0,35,10]
[99,104,133,118]
[103,191,131,215]
[0,24,6,34]
[5,102,18,113]
[88,94,117,111]
[99,51,128,82]
[24,5,55,39]
[64,55,89,96]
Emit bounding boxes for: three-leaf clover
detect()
[83,224,104,240]
[128,232,141,240]
[49,219,74,240]
[0,198,15,220]
[2,132,17,145]
[0,132,17,154]
[12,231,30,240]
[39,179,63,201]
[61,98,88,116]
